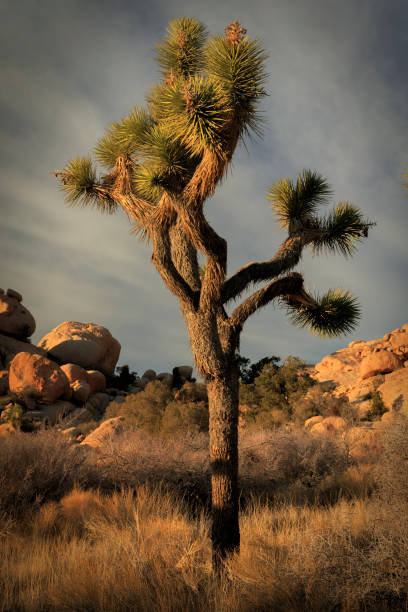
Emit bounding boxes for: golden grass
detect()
[1,484,407,611]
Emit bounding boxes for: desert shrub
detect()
[0,430,97,517]
[105,380,173,433]
[106,381,209,435]
[366,389,387,421]
[240,357,315,428]
[106,364,138,390]
[0,393,16,412]
[161,400,209,435]
[174,381,207,403]
[377,413,408,505]
[293,384,358,425]
[238,355,280,384]
[1,402,23,425]
[239,428,349,502]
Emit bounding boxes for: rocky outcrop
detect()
[87,370,106,393]
[0,333,47,369]
[360,350,403,380]
[38,321,121,376]
[80,416,124,449]
[0,289,35,339]
[377,369,408,412]
[311,325,408,417]
[310,416,348,434]
[9,352,71,404]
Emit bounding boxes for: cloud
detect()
[1,0,406,374]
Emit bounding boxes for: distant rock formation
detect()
[311,324,408,416]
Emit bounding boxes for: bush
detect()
[105,380,209,436]
[377,413,408,505]
[366,390,387,421]
[161,400,208,435]
[105,380,173,433]
[239,428,349,500]
[240,356,315,427]
[0,430,97,518]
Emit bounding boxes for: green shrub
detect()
[105,380,173,433]
[366,390,387,421]
[161,400,208,435]
[239,356,315,428]
[1,403,23,425]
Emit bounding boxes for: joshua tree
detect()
[55,17,373,568]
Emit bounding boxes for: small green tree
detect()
[55,17,374,568]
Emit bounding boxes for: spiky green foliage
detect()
[312,202,374,256]
[94,107,154,168]
[154,77,228,155]
[132,164,164,203]
[268,170,332,228]
[156,17,207,78]
[132,124,199,201]
[58,157,117,213]
[142,124,199,182]
[286,289,361,338]
[205,35,268,137]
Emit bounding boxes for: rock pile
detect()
[0,288,195,439]
[311,324,408,416]
[0,289,120,433]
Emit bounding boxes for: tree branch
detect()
[229,272,304,329]
[222,236,303,304]
[150,226,198,309]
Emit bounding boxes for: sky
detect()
[1,0,407,377]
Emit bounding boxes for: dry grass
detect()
[1,487,407,611]
[1,416,407,610]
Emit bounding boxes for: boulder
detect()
[80,416,124,449]
[9,352,71,404]
[322,416,348,432]
[0,289,35,339]
[389,331,408,355]
[71,380,91,403]
[87,370,106,393]
[173,365,193,381]
[142,369,156,381]
[60,363,89,385]
[38,321,121,376]
[157,372,173,386]
[304,415,323,429]
[310,416,348,434]
[360,350,403,380]
[63,407,94,427]
[0,333,47,369]
[85,392,110,415]
[0,370,8,396]
[377,369,408,412]
[313,351,360,388]
[40,400,76,425]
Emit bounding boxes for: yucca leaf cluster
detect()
[285,289,361,338]
[58,16,268,209]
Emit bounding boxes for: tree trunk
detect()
[206,370,240,570]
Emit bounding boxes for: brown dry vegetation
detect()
[0,415,407,611]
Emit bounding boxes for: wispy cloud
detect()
[1,0,406,373]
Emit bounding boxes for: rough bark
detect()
[207,367,240,569]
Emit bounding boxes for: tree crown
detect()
[55,17,374,343]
